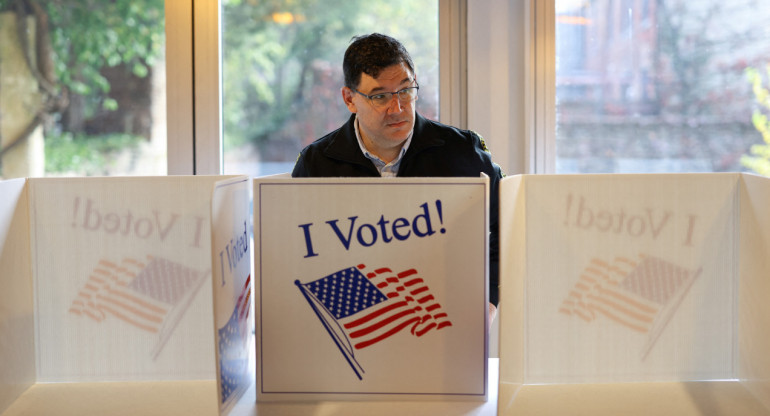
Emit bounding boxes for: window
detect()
[554,0,770,174]
[0,1,167,179]
[221,1,440,176]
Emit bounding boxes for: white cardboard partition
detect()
[210,176,254,414]
[498,173,770,415]
[0,176,252,416]
[0,179,34,411]
[7,171,769,415]
[253,176,490,401]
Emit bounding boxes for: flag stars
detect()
[303,266,390,320]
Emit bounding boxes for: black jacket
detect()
[292,113,503,305]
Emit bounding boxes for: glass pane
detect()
[0,1,166,179]
[222,0,439,176]
[555,0,770,175]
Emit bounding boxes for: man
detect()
[292,33,503,320]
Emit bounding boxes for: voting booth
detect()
[253,176,490,402]
[0,176,253,416]
[1,174,494,415]
[5,171,770,415]
[498,173,770,415]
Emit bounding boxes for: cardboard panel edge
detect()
[0,178,35,413]
[738,173,770,410]
[497,174,526,412]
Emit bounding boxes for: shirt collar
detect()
[354,115,413,177]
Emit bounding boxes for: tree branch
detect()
[0,112,44,159]
[14,0,58,96]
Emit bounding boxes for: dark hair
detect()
[343,33,416,89]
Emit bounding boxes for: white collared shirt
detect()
[354,116,412,177]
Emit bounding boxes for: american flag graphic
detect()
[295,264,452,379]
[218,275,252,405]
[69,256,206,357]
[559,254,701,358]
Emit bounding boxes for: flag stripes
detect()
[297,264,454,379]
[69,256,202,335]
[235,275,252,343]
[70,257,169,333]
[338,265,451,350]
[559,254,699,337]
[298,264,453,351]
[218,274,253,404]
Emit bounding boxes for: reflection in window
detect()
[0,1,166,179]
[222,0,439,176]
[555,0,770,174]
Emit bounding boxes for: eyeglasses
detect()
[352,84,419,109]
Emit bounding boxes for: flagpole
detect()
[294,280,364,380]
[151,268,211,360]
[641,268,702,360]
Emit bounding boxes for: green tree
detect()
[222,0,367,156]
[0,0,164,172]
[222,0,438,162]
[741,65,770,176]
[653,1,764,163]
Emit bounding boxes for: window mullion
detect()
[165,0,194,175]
[531,0,556,174]
[192,0,222,175]
[439,0,468,129]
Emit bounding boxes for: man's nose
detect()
[386,95,403,113]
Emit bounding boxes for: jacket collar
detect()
[406,112,445,157]
[322,112,444,168]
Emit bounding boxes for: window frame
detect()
[166,0,481,176]
[531,0,556,175]
[467,0,542,175]
[172,1,761,181]
[165,0,193,175]
[166,0,222,175]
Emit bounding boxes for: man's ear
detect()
[341,87,357,113]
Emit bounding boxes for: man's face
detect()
[342,63,417,159]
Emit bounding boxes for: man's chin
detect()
[385,132,411,144]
